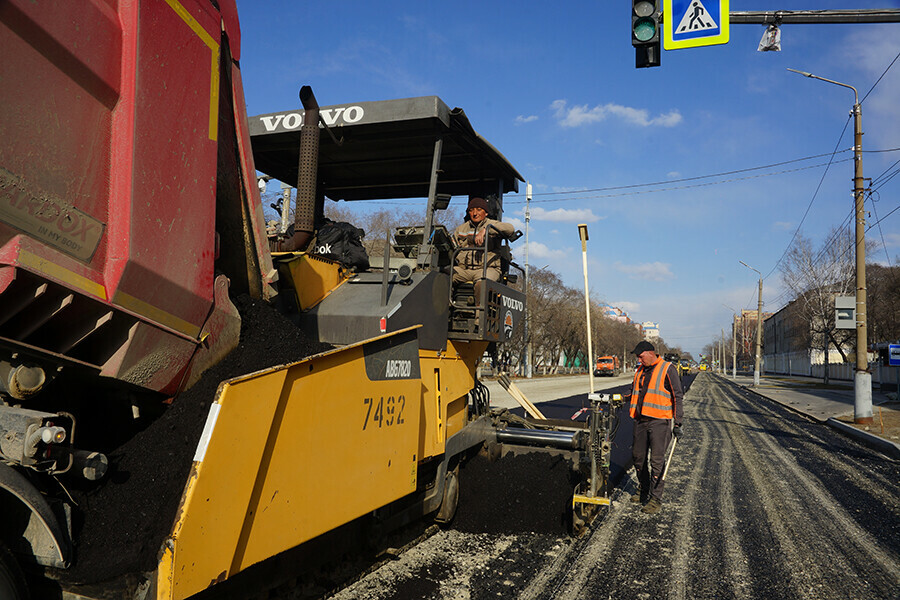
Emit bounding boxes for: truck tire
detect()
[0,541,29,600]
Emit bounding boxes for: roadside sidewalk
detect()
[715,371,900,460]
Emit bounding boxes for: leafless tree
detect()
[867,263,900,344]
[779,228,857,383]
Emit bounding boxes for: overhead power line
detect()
[502,147,900,204]
[506,150,854,199]
[508,159,855,205]
[862,48,900,104]
[763,119,853,281]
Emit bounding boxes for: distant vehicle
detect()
[594,355,621,377]
[679,359,692,376]
[699,364,708,371]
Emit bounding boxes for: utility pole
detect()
[524,182,533,378]
[731,319,736,379]
[787,70,873,424]
[755,278,763,386]
[740,261,764,386]
[723,304,737,379]
[721,329,725,375]
[279,182,292,234]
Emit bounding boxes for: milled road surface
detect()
[324,373,900,600]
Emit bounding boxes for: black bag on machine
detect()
[314,221,370,271]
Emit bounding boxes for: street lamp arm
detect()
[739,260,760,276]
[786,68,858,105]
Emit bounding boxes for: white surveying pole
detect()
[525,183,533,378]
[578,224,594,393]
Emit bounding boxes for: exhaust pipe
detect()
[279,85,320,251]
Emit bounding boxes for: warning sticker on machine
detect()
[0,168,104,262]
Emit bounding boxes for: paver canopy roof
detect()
[249,96,523,201]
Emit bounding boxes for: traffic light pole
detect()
[630,9,900,70]
[729,10,900,25]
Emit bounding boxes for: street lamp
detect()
[787,68,873,425]
[740,261,764,387]
[723,304,737,379]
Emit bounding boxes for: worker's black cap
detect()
[632,341,655,355]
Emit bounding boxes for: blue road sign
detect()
[889,344,900,367]
[664,0,729,50]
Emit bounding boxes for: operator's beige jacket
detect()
[453,218,515,272]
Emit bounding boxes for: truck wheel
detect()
[0,541,29,600]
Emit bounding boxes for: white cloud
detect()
[614,261,674,281]
[883,232,900,248]
[505,216,525,230]
[667,171,681,179]
[772,221,794,231]
[551,99,682,128]
[612,300,641,313]
[530,206,603,223]
[842,26,900,153]
[515,115,538,125]
[525,241,567,260]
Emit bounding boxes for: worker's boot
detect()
[631,489,648,504]
[641,496,662,514]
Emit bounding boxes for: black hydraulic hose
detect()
[469,380,489,416]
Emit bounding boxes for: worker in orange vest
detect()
[629,340,684,514]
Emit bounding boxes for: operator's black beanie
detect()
[467,197,488,211]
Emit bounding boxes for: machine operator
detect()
[452,196,514,303]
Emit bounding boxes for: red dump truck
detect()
[594,355,621,377]
[0,1,619,598]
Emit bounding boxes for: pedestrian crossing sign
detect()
[664,0,729,50]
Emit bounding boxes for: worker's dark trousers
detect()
[632,416,673,500]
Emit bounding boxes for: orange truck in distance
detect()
[594,355,621,377]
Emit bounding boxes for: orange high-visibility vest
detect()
[630,358,675,419]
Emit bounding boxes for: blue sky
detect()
[236,1,900,357]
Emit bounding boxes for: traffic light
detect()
[632,0,661,68]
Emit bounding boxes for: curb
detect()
[712,373,900,461]
[712,373,823,422]
[826,418,900,461]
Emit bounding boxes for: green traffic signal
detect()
[633,17,656,42]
